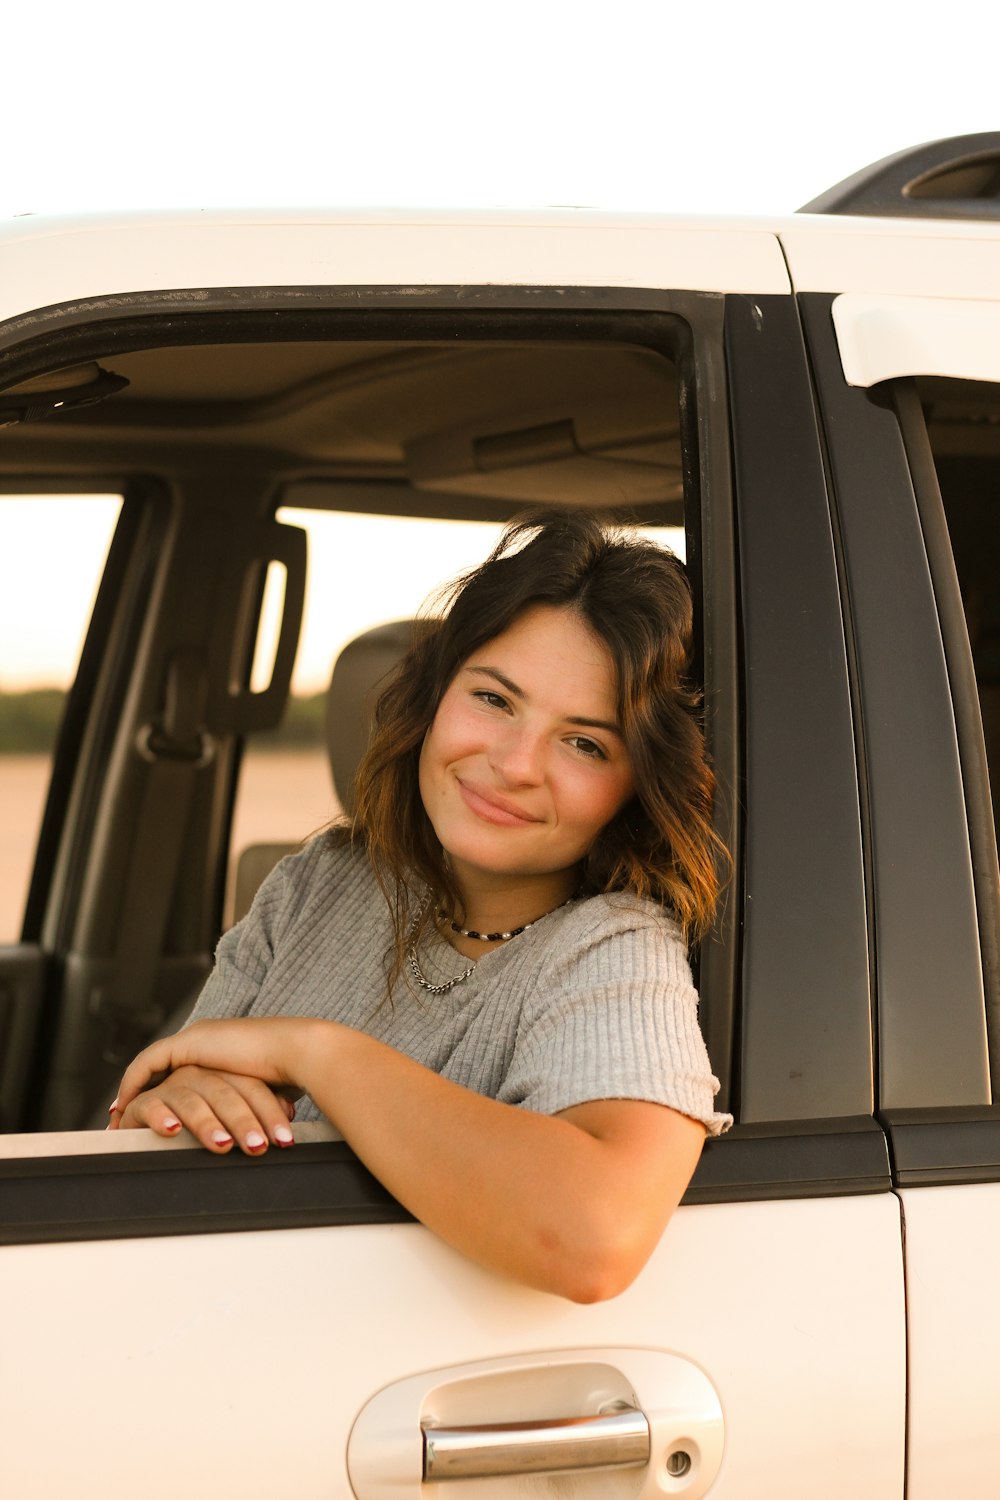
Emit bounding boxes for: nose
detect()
[489,723,545,787]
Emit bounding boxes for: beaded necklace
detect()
[406,892,576,995]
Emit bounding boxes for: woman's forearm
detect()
[290,1019,704,1302]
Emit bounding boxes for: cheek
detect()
[424,693,480,766]
[418,726,450,837]
[562,766,633,836]
[595,766,637,833]
[419,697,464,791]
[419,713,452,782]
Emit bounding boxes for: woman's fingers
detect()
[226,1073,297,1149]
[113,1066,297,1155]
[112,1018,307,1115]
[118,1090,187,1139]
[114,1038,187,1115]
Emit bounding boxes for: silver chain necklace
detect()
[407,897,476,995]
[407,944,477,996]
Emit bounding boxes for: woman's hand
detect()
[107,1017,316,1152]
[108,1064,298,1154]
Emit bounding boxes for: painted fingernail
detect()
[274,1125,294,1146]
[162,1116,181,1133]
[108,1099,120,1113]
[245,1131,266,1151]
[211,1129,233,1146]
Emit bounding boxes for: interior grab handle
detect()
[422,1406,650,1481]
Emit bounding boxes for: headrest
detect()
[326,619,415,815]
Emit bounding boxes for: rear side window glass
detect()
[908,376,1000,1098]
[0,494,121,940]
[916,378,1000,834]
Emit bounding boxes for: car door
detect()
[0,213,906,1498]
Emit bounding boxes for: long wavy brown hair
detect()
[347,510,726,979]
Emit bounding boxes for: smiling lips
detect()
[456,778,542,827]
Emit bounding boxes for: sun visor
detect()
[407,415,682,505]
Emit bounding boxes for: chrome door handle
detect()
[422,1406,650,1481]
[349,1349,723,1499]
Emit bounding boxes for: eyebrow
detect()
[466,665,624,738]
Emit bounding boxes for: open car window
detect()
[0,310,725,1135]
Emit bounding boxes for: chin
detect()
[449,837,586,888]
[446,841,540,880]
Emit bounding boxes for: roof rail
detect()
[799,132,1000,220]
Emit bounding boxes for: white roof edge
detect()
[0,214,793,317]
[5,204,1000,242]
[3,207,998,326]
[0,203,800,238]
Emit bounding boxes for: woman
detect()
[108,511,731,1302]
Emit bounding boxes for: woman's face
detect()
[418,604,635,899]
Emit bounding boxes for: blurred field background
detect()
[0,698,335,941]
[0,508,516,944]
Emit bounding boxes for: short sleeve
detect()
[499,908,732,1135]
[184,838,325,1024]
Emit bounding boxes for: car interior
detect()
[0,310,698,1134]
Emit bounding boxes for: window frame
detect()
[0,289,738,1097]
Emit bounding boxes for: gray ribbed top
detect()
[188,835,731,1135]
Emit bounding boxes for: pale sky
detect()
[3,1,996,221]
[0,499,121,691]
[0,500,683,694]
[1,0,995,689]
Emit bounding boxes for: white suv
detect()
[0,132,998,1498]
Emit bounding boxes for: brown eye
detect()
[569,736,606,761]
